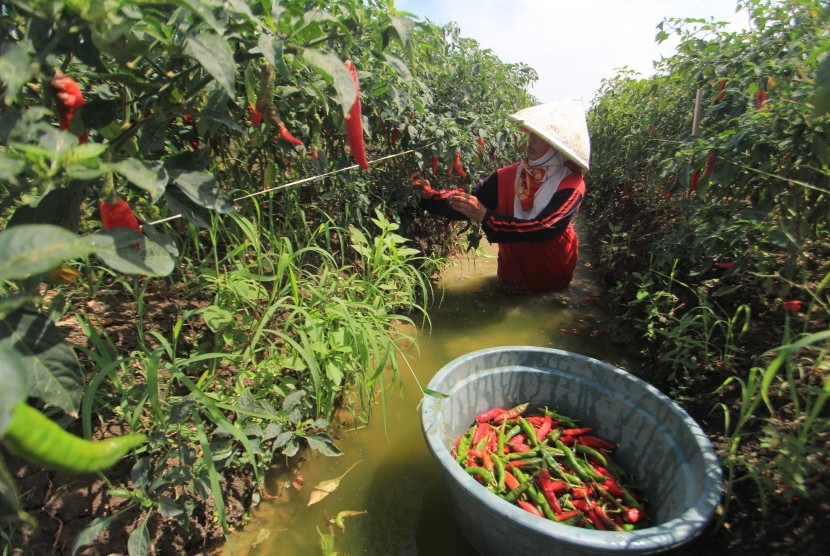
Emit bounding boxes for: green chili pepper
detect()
[493,452,506,491]
[503,478,533,502]
[1,403,147,474]
[503,424,522,441]
[455,425,475,464]
[574,442,608,466]
[556,440,607,483]
[465,466,496,486]
[541,407,579,428]
[518,417,539,448]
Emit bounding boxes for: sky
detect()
[393,0,750,106]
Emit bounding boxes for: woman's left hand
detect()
[449,192,486,222]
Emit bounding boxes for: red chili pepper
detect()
[391,128,400,145]
[690,170,699,193]
[453,151,467,178]
[716,79,727,101]
[559,435,576,446]
[713,261,735,269]
[577,435,616,451]
[247,104,264,127]
[554,509,582,523]
[344,60,369,170]
[472,422,490,446]
[571,486,591,499]
[476,407,505,423]
[50,71,86,137]
[477,138,486,147]
[625,507,645,524]
[277,122,304,147]
[535,415,552,441]
[703,149,718,178]
[503,470,520,491]
[517,500,543,517]
[99,199,141,232]
[562,427,592,437]
[781,300,804,312]
[431,155,439,175]
[493,403,530,423]
[756,88,767,110]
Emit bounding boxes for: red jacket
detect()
[420,161,585,292]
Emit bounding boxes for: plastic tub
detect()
[420,346,722,555]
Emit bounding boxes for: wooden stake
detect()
[692,88,703,136]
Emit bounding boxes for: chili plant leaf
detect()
[127,511,151,556]
[0,307,83,415]
[185,32,235,97]
[0,345,29,435]
[305,434,343,457]
[111,159,168,203]
[172,171,235,213]
[301,48,356,115]
[307,460,361,506]
[71,509,128,556]
[88,229,175,277]
[0,224,93,280]
[0,41,33,104]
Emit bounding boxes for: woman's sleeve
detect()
[419,172,499,220]
[481,177,585,244]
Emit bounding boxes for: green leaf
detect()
[88,230,175,277]
[0,224,93,280]
[179,0,226,34]
[111,159,169,202]
[306,434,343,457]
[61,142,108,166]
[0,41,33,104]
[6,184,85,232]
[0,153,25,181]
[301,48,356,115]
[258,35,284,73]
[0,345,30,435]
[421,387,449,399]
[173,171,235,213]
[387,16,415,47]
[163,187,212,229]
[185,33,236,97]
[813,51,830,117]
[71,511,125,555]
[0,307,83,415]
[127,512,151,556]
[383,53,412,80]
[202,305,235,333]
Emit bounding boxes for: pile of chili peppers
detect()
[452,402,647,531]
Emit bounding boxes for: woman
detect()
[411,98,591,293]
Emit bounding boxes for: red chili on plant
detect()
[50,71,86,139]
[344,60,370,170]
[781,300,804,312]
[453,151,467,178]
[100,199,142,232]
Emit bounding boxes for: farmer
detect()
[410,98,591,293]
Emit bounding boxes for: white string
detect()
[145,147,425,226]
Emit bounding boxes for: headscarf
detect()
[514,149,570,219]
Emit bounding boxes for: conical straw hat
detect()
[508,98,591,171]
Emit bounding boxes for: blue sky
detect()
[393,0,749,106]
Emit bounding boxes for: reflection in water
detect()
[224,227,640,555]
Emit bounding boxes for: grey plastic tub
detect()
[421,346,722,555]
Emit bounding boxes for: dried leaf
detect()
[307,460,361,506]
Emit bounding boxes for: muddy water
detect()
[223,223,640,555]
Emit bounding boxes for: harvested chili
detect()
[451,402,647,531]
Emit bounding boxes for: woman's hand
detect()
[449,191,486,222]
